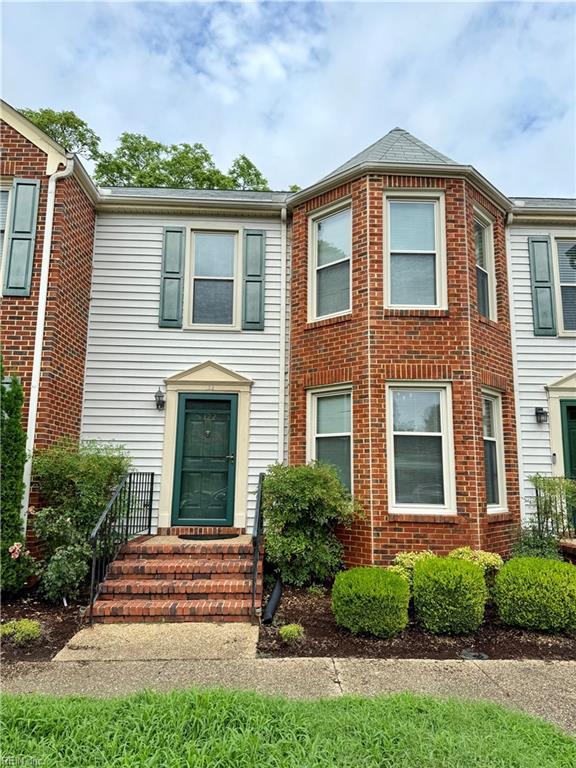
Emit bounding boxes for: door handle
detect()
[226,455,235,463]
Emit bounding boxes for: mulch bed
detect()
[1,592,84,663]
[257,586,576,660]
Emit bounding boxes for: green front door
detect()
[561,400,576,479]
[172,394,238,526]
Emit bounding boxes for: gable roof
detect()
[320,128,457,184]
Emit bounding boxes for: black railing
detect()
[531,475,576,540]
[251,472,265,619]
[88,472,154,623]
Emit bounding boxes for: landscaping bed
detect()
[1,592,82,663]
[257,586,576,660]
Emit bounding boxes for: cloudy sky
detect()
[2,1,575,196]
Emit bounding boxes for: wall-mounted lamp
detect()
[535,407,548,424]
[154,387,166,411]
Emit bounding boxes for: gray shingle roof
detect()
[99,187,289,204]
[320,128,457,183]
[510,197,576,210]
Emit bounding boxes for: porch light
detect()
[535,407,548,424]
[154,387,165,411]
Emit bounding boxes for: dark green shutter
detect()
[242,230,265,330]
[159,227,185,327]
[528,236,557,336]
[2,179,40,297]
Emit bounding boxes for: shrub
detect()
[0,364,36,594]
[527,474,576,539]
[0,619,41,645]
[263,463,358,587]
[332,567,410,638]
[447,547,503,581]
[391,550,436,589]
[494,557,576,634]
[40,543,92,602]
[413,557,487,634]
[511,528,562,561]
[279,624,305,644]
[308,584,326,597]
[32,440,130,601]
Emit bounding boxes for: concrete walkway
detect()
[3,658,576,735]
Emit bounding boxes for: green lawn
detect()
[1,689,574,767]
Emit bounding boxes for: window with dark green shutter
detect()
[528,236,557,336]
[2,178,40,297]
[557,239,576,331]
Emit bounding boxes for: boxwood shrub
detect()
[413,557,487,634]
[494,557,576,634]
[332,567,410,638]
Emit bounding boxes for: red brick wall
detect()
[0,121,95,449]
[289,174,520,565]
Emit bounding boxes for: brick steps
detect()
[90,531,263,624]
[90,598,253,622]
[100,578,253,600]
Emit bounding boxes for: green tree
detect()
[289,184,302,193]
[0,359,35,593]
[228,154,270,191]
[20,107,101,161]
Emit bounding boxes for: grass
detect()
[1,689,575,767]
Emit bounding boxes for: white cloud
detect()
[2,1,574,196]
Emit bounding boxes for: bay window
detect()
[309,205,351,320]
[308,388,352,490]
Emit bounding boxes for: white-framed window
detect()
[555,239,576,333]
[474,207,496,320]
[187,229,241,328]
[482,391,507,512]
[307,387,352,490]
[386,383,456,514]
[308,203,352,321]
[384,191,447,309]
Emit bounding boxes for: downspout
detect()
[278,205,288,464]
[505,211,525,520]
[21,156,75,522]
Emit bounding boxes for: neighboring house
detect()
[0,102,96,519]
[507,198,576,517]
[1,99,574,621]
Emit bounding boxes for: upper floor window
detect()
[0,187,11,282]
[309,205,351,321]
[190,232,238,327]
[474,209,496,320]
[557,239,576,332]
[385,192,446,309]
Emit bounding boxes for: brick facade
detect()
[0,120,95,449]
[289,174,520,564]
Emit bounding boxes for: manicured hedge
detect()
[494,557,576,634]
[413,557,487,634]
[332,567,410,638]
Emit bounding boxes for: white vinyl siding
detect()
[81,213,285,532]
[509,224,576,517]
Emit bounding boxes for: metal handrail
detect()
[251,472,265,619]
[88,471,154,623]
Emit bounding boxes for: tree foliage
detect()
[22,107,271,191]
[20,107,101,161]
[0,359,35,593]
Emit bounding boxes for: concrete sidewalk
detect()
[3,658,576,735]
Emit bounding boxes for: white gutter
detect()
[277,206,288,464]
[21,156,75,521]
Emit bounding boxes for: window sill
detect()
[478,315,500,328]
[486,508,513,523]
[386,511,461,525]
[306,313,353,331]
[382,308,449,318]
